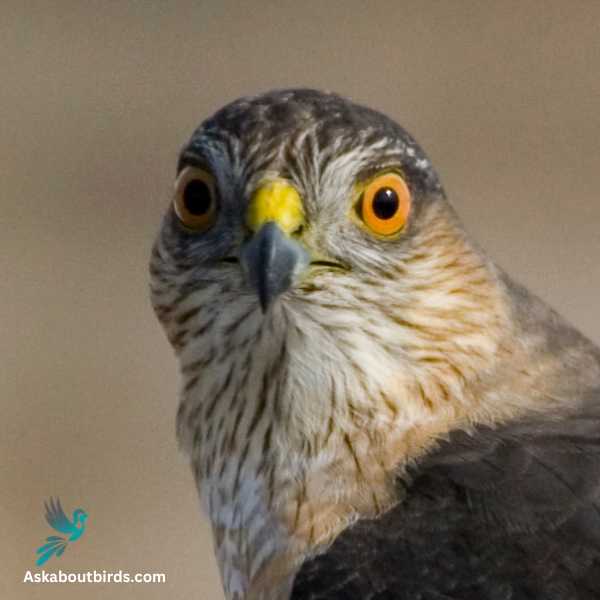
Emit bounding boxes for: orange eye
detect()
[358,173,411,237]
[173,166,218,231]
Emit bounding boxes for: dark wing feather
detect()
[292,390,600,600]
[44,497,74,535]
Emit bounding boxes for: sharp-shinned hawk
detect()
[149,89,600,600]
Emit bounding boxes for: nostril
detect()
[292,224,305,237]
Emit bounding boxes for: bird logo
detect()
[35,498,88,567]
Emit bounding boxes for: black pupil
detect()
[372,187,399,219]
[183,180,212,215]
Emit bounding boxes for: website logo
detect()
[35,498,88,567]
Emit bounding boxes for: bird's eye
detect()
[357,172,411,237]
[173,166,218,231]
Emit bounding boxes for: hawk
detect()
[149,89,600,600]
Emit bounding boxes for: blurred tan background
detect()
[2,2,599,598]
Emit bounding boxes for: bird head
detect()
[152,89,448,318]
[73,508,88,527]
[150,90,501,474]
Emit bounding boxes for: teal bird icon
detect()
[35,498,88,566]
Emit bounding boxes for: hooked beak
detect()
[240,180,309,312]
[241,221,309,312]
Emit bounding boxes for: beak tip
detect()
[241,222,308,312]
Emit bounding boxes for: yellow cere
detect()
[246,180,305,235]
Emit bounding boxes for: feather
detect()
[35,537,67,567]
[45,497,75,535]
[292,387,600,599]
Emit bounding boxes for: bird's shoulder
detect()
[292,388,600,600]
